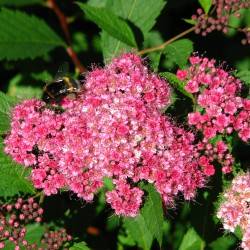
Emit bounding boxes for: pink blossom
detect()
[5,53,207,216]
[217,173,250,250]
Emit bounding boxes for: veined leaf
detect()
[178,228,205,250]
[160,72,195,102]
[77,3,137,47]
[101,31,131,62]
[163,39,193,69]
[107,0,166,36]
[198,0,213,14]
[101,0,166,60]
[0,138,35,197]
[123,184,164,249]
[0,8,65,60]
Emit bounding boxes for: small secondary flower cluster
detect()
[177,56,250,174]
[0,197,71,250]
[192,0,250,44]
[0,197,43,249]
[217,172,250,250]
[5,54,206,217]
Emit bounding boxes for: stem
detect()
[47,0,86,73]
[138,26,196,55]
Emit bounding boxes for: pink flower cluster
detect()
[177,56,250,174]
[0,197,43,249]
[192,0,250,45]
[217,172,250,250]
[5,54,206,217]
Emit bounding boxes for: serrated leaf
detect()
[107,0,166,36]
[160,72,195,101]
[163,39,193,69]
[198,0,212,14]
[70,242,90,250]
[178,228,204,250]
[78,3,137,47]
[123,184,164,249]
[0,0,42,6]
[101,0,166,60]
[0,8,65,60]
[141,184,164,246]
[0,91,19,134]
[209,235,236,250]
[0,138,35,197]
[236,70,250,85]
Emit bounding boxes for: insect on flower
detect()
[42,62,84,103]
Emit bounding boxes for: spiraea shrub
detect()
[0,0,249,249]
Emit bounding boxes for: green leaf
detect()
[141,184,164,246]
[0,91,19,134]
[103,177,114,190]
[160,72,195,101]
[236,70,250,85]
[209,235,236,250]
[178,228,205,250]
[123,184,164,249]
[143,31,164,71]
[183,18,197,25]
[234,225,243,240]
[77,3,137,47]
[7,74,43,99]
[163,39,193,69]
[198,0,212,14]
[118,232,136,247]
[124,214,153,250]
[101,0,166,60]
[87,0,109,7]
[0,8,65,60]
[107,0,166,36]
[70,242,90,250]
[0,138,35,197]
[25,223,46,245]
[101,31,131,62]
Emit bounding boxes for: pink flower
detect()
[106,181,144,217]
[188,112,202,125]
[217,173,250,250]
[185,80,199,93]
[203,164,215,176]
[176,69,188,80]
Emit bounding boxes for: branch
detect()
[47,0,87,73]
[138,26,196,55]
